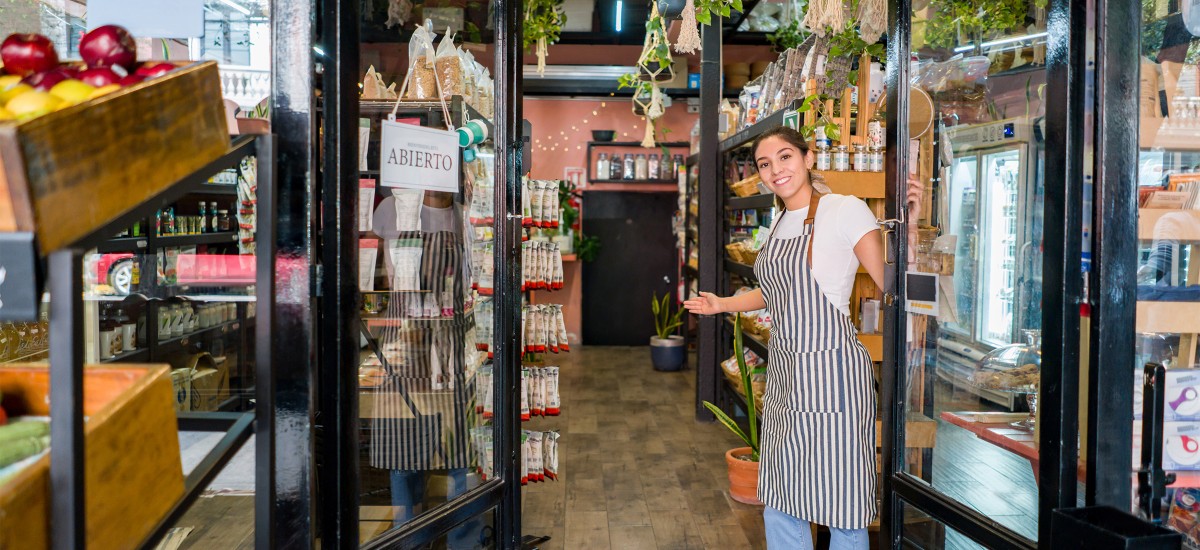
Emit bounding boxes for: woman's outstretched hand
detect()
[683,292,723,316]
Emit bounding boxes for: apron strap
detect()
[804,190,824,269]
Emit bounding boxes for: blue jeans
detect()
[391,469,476,548]
[763,505,869,550]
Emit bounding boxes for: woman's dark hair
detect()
[751,126,810,160]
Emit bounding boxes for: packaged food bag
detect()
[434,29,466,100]
[404,25,438,100]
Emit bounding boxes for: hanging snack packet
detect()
[522,178,534,227]
[544,431,560,480]
[520,367,531,421]
[481,365,494,419]
[404,24,438,100]
[541,182,555,228]
[540,243,551,289]
[548,186,561,228]
[530,181,545,229]
[553,248,564,290]
[554,305,570,352]
[530,367,544,417]
[527,431,544,482]
[476,365,489,414]
[538,306,549,353]
[433,30,465,100]
[520,242,530,291]
[521,306,528,353]
[520,431,530,485]
[545,367,560,416]
[548,311,560,353]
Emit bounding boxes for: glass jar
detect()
[610,155,623,179]
[635,154,648,180]
[815,145,831,171]
[868,147,884,172]
[852,145,870,172]
[969,329,1042,430]
[647,154,660,181]
[831,146,850,171]
[622,154,635,180]
[596,153,609,181]
[98,319,115,360]
[219,210,232,231]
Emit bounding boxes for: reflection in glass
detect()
[905,0,1048,542]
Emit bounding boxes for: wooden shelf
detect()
[583,183,678,193]
[814,170,886,198]
[725,259,756,280]
[1136,301,1200,333]
[588,178,678,184]
[1138,209,1200,242]
[723,317,882,361]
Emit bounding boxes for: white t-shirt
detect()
[766,194,879,316]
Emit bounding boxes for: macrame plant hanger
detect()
[675,0,702,53]
[636,3,673,147]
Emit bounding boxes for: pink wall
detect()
[523,97,698,181]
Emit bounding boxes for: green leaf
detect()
[825,122,841,142]
[731,0,744,12]
[651,295,661,316]
[696,9,712,25]
[702,401,754,449]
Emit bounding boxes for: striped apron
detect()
[753,199,877,530]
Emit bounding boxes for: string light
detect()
[592,111,598,116]
[601,102,607,107]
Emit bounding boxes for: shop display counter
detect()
[0,364,182,550]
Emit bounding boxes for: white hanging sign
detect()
[379,120,460,192]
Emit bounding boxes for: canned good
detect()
[815,146,831,171]
[852,145,870,172]
[831,146,850,171]
[869,147,884,172]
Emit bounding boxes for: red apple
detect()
[134,62,175,80]
[0,34,59,77]
[118,74,145,86]
[77,67,120,88]
[78,25,136,71]
[22,68,74,92]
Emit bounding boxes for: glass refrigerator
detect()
[935,117,1045,408]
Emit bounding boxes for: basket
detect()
[729,173,762,197]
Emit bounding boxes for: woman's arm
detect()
[855,229,885,290]
[683,288,767,315]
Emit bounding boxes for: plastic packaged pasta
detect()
[433,30,465,100]
[404,25,438,100]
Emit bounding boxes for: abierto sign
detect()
[380,120,460,192]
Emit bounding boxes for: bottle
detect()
[622,154,635,180]
[219,210,231,231]
[610,155,623,179]
[165,207,176,235]
[868,108,885,149]
[98,317,114,360]
[672,154,684,181]
[115,309,136,352]
[634,154,648,180]
[199,201,207,234]
[647,154,660,181]
[211,205,220,233]
[596,153,609,181]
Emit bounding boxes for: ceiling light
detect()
[615,0,623,32]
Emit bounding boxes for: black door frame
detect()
[879,0,1090,545]
[308,0,526,546]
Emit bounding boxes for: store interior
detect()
[2,0,1199,548]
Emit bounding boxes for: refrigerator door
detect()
[978,147,1025,347]
[943,154,980,339]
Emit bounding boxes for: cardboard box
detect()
[189,364,230,411]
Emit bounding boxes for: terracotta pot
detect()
[725,447,763,505]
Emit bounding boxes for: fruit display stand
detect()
[0,59,268,546]
[0,364,182,549]
[0,61,228,254]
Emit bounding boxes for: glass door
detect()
[884,1,1065,546]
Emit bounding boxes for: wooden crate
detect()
[0,364,183,550]
[0,61,229,253]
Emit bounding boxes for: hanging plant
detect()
[523,0,566,76]
[797,93,842,142]
[638,4,676,83]
[922,0,1027,50]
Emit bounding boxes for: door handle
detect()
[878,211,907,267]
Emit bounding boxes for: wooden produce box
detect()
[0,364,183,549]
[0,61,229,253]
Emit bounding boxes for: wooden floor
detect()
[520,346,765,549]
[167,345,1045,549]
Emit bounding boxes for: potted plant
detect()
[649,292,686,371]
[702,314,763,505]
[523,0,566,75]
[638,5,675,83]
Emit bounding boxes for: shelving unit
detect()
[585,140,690,183]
